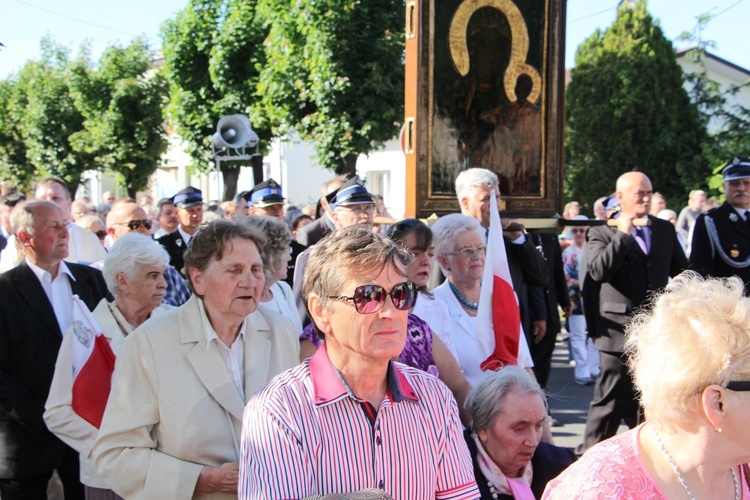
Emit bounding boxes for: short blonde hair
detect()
[625,271,750,428]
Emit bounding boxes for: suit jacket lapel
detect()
[181,297,246,422]
[15,261,61,336]
[243,311,272,400]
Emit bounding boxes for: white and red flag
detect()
[70,295,116,428]
[476,189,522,370]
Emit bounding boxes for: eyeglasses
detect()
[725,381,750,391]
[113,219,152,231]
[571,228,586,234]
[328,282,417,314]
[95,230,107,240]
[445,245,487,259]
[339,204,374,215]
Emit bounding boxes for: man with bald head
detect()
[0,201,107,498]
[295,175,347,246]
[103,202,191,307]
[577,171,687,454]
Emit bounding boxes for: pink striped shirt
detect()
[239,344,479,499]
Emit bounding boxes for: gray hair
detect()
[76,214,104,232]
[10,200,60,236]
[104,233,170,297]
[455,168,498,202]
[465,366,546,432]
[242,215,292,283]
[430,213,484,259]
[302,227,410,338]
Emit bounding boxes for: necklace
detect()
[449,281,478,310]
[653,426,739,500]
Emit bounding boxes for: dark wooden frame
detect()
[404,0,567,218]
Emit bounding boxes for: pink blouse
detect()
[543,424,749,499]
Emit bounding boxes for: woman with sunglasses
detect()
[299,222,473,426]
[432,214,534,387]
[545,272,750,499]
[562,215,600,386]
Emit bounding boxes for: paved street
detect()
[544,338,627,449]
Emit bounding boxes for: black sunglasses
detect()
[114,219,152,231]
[328,282,418,314]
[725,381,750,391]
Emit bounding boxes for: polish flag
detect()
[70,295,116,428]
[476,189,521,370]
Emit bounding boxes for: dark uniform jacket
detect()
[690,201,750,294]
[156,229,190,277]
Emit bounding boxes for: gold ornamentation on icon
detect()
[448,0,541,104]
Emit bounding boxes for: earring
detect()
[715,426,723,433]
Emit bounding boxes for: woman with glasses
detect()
[562,215,600,385]
[432,214,534,387]
[544,272,750,499]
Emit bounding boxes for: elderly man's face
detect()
[478,391,546,478]
[725,179,750,210]
[109,204,151,239]
[190,237,265,323]
[253,204,284,220]
[23,204,69,266]
[158,203,179,233]
[460,184,493,228]
[321,264,408,362]
[332,203,375,230]
[617,173,652,218]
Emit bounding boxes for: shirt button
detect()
[378,480,385,489]
[376,436,382,445]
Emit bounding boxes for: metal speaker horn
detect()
[211,114,259,149]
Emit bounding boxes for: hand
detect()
[195,462,239,494]
[533,320,546,344]
[562,306,572,318]
[502,218,523,240]
[615,213,635,235]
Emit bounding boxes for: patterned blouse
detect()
[299,313,439,377]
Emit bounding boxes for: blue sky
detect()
[1,0,748,78]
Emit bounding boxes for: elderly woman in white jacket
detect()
[44,233,173,499]
[431,214,534,387]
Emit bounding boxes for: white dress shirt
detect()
[26,258,75,335]
[198,298,246,400]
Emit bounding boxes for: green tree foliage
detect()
[565,1,708,210]
[0,79,34,191]
[69,38,168,198]
[11,38,97,195]
[161,0,267,200]
[677,14,750,196]
[257,0,404,175]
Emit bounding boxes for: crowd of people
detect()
[1,157,750,499]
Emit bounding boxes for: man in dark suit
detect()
[157,186,203,276]
[0,200,108,499]
[577,172,688,454]
[691,157,750,293]
[295,175,346,247]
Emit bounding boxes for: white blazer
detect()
[92,295,300,499]
[433,281,533,388]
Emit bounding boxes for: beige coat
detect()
[92,295,300,499]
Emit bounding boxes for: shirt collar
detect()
[197,297,246,348]
[26,258,76,283]
[309,343,420,406]
[177,225,198,244]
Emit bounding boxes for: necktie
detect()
[634,227,649,254]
